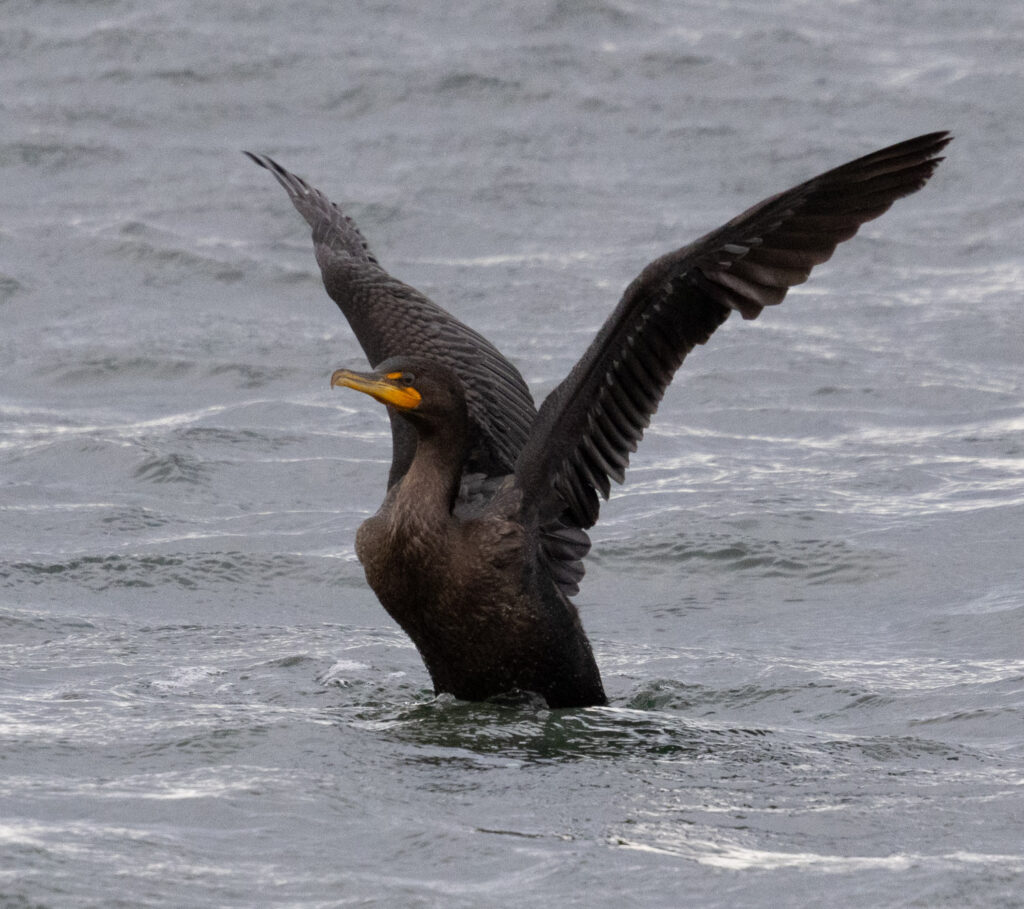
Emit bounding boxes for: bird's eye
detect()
[385,370,414,386]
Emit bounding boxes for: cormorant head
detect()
[330,357,467,428]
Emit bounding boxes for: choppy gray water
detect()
[2,1,1023,906]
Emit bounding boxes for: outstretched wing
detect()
[516,131,952,529]
[244,152,380,267]
[245,153,537,480]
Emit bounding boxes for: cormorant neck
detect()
[396,406,469,516]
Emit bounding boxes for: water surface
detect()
[2,1,1023,906]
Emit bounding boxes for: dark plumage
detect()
[247,132,951,708]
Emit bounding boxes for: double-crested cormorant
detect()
[247,132,950,708]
